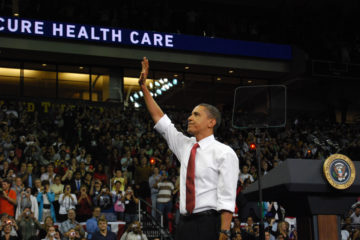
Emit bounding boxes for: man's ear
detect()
[208,118,216,129]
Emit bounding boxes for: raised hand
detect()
[139,57,149,86]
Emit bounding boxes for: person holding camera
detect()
[59,209,85,240]
[58,185,77,222]
[120,221,148,240]
[123,186,139,225]
[41,226,61,240]
[15,187,38,220]
[0,179,17,217]
[0,217,19,240]
[16,208,42,240]
[93,185,115,222]
[37,180,56,222]
[65,228,81,240]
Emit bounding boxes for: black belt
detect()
[43,204,51,209]
[180,209,219,220]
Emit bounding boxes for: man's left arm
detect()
[3,190,17,205]
[217,149,240,240]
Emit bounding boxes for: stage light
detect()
[133,93,139,99]
[164,78,168,83]
[250,143,256,151]
[149,157,156,165]
[130,96,134,102]
[161,86,166,91]
[155,81,160,87]
[159,79,164,84]
[228,70,234,74]
[164,84,169,90]
[168,82,173,87]
[134,102,140,108]
[185,66,190,70]
[139,91,143,97]
[154,93,158,97]
[216,77,221,81]
[173,79,178,85]
[149,82,153,89]
[150,92,154,96]
[156,89,162,95]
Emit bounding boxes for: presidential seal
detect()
[323,154,356,190]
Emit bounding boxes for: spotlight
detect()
[168,83,173,87]
[154,93,158,97]
[159,79,164,84]
[164,78,168,83]
[161,86,166,91]
[155,81,160,87]
[139,91,143,97]
[130,96,134,102]
[150,92,154,96]
[228,70,234,74]
[185,66,190,70]
[164,84,169,90]
[173,79,178,85]
[156,89,162,95]
[216,77,221,81]
[150,157,156,165]
[134,102,140,108]
[149,82,153,89]
[250,143,256,151]
[133,93,139,99]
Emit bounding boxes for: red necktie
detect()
[186,143,199,214]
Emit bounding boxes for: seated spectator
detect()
[41,225,61,240]
[0,179,17,217]
[58,185,77,222]
[58,209,84,240]
[350,206,360,224]
[123,186,139,224]
[38,216,54,239]
[120,221,148,240]
[76,186,92,222]
[93,185,115,222]
[16,208,42,240]
[15,187,38,220]
[91,216,116,240]
[86,207,101,240]
[0,220,19,240]
[37,180,56,222]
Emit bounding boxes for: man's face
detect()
[355,208,360,215]
[265,232,271,240]
[98,221,107,231]
[47,165,54,173]
[68,210,75,220]
[27,164,33,173]
[2,182,9,191]
[93,208,101,218]
[187,105,215,136]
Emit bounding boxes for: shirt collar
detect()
[197,135,215,149]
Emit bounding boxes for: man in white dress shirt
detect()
[138,57,239,240]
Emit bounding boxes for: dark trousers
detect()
[175,210,220,240]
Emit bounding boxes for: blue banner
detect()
[0,16,292,60]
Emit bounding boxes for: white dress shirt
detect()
[154,114,239,214]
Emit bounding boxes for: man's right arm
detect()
[139,57,164,124]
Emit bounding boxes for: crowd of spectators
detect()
[1,99,360,240]
[2,0,360,62]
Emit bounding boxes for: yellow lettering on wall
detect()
[27,102,35,112]
[41,102,51,113]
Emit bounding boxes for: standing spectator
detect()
[156,171,174,228]
[11,177,23,198]
[110,169,126,192]
[123,186,139,224]
[23,163,35,189]
[16,208,42,240]
[93,185,115,222]
[50,176,64,220]
[37,180,56,222]
[58,185,77,222]
[76,186,92,222]
[70,171,83,195]
[93,164,107,184]
[148,167,161,218]
[15,187,38,220]
[41,164,57,185]
[86,207,101,240]
[239,165,254,183]
[112,181,125,221]
[91,216,117,240]
[58,209,84,240]
[0,220,19,240]
[134,156,152,199]
[0,179,17,217]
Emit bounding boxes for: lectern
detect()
[242,158,360,240]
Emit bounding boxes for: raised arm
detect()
[138,57,164,124]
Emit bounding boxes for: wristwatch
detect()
[219,229,231,238]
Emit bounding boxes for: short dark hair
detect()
[198,103,221,131]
